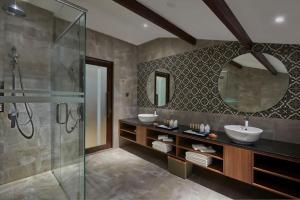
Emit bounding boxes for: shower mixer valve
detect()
[8,105,18,128]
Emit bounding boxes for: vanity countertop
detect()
[120,118,300,160]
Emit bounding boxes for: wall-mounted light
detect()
[143,23,148,28]
[0,81,3,112]
[274,16,285,24]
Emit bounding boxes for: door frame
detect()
[85,56,113,154]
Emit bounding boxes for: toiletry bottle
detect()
[204,124,210,133]
[200,124,205,133]
[173,120,178,128]
[169,120,174,128]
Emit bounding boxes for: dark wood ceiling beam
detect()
[113,0,197,45]
[202,0,277,75]
[229,61,244,69]
[202,0,252,49]
[251,52,278,75]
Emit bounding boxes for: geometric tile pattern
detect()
[138,41,300,120]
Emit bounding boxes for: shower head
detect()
[2,0,26,17]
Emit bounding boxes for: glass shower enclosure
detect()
[0,0,86,199]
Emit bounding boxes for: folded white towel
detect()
[186,154,212,162]
[186,156,212,167]
[185,151,212,167]
[162,138,174,142]
[200,146,216,153]
[185,151,212,166]
[192,144,207,151]
[152,141,169,146]
[153,144,172,153]
[152,141,172,153]
[192,144,216,153]
[186,151,209,159]
[158,135,169,140]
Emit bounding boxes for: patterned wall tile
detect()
[137,42,300,120]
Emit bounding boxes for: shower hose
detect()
[13,65,34,139]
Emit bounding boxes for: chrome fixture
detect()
[2,0,26,17]
[244,115,249,130]
[8,46,34,139]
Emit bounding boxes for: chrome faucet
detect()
[244,115,249,130]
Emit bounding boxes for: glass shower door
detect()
[51,12,86,200]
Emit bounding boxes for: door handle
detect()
[56,103,68,124]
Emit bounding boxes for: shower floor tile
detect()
[0,171,68,200]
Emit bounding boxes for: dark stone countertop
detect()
[120,118,300,160]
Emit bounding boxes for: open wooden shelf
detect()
[120,127,136,143]
[120,122,136,134]
[254,153,300,183]
[253,166,300,183]
[120,134,136,143]
[120,129,136,135]
[253,171,300,199]
[177,147,223,174]
[188,159,223,174]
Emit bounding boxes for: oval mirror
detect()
[146,68,175,107]
[218,53,289,113]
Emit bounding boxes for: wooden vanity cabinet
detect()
[119,119,300,198]
[136,126,147,146]
[224,145,253,184]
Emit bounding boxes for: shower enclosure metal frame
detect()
[51,1,87,199]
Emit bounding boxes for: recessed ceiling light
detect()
[143,23,148,28]
[274,16,285,24]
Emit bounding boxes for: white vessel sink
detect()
[138,114,158,123]
[224,125,263,144]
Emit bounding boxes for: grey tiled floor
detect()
[0,171,68,200]
[0,145,283,200]
[86,147,231,200]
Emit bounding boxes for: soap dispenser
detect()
[173,120,178,128]
[204,124,210,134]
[200,124,205,133]
[169,119,174,128]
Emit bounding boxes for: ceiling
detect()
[28,0,300,45]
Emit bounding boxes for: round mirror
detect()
[218,53,289,113]
[146,68,175,107]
